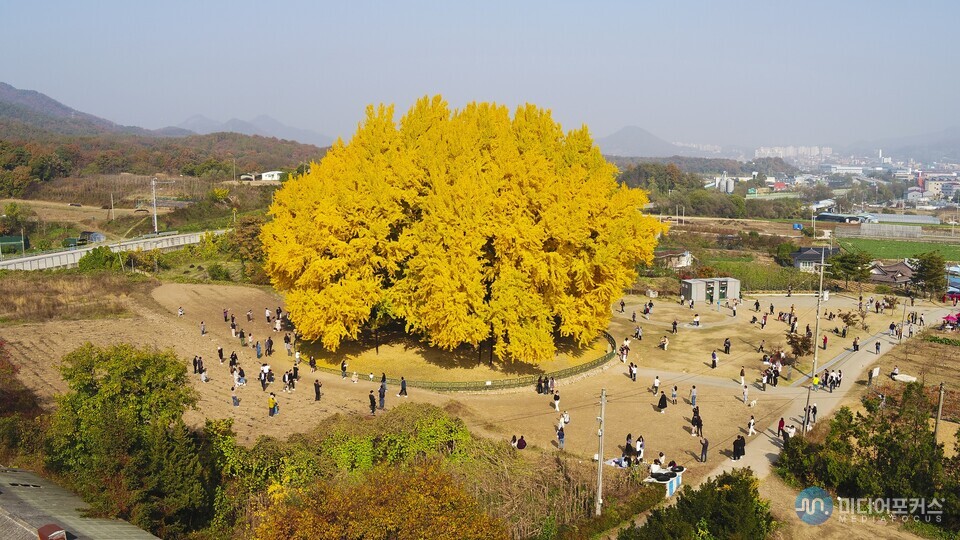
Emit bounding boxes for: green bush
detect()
[924,335,960,347]
[207,263,232,281]
[77,246,124,272]
[617,469,773,539]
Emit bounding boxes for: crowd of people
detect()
[177,286,937,485]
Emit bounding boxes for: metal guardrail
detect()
[0,229,229,271]
[308,332,617,392]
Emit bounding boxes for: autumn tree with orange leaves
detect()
[261,96,665,363]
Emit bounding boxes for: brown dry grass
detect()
[0,271,153,324]
[23,174,219,208]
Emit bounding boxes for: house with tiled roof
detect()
[868,261,914,287]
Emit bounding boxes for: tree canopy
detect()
[827,249,872,289]
[262,96,665,362]
[44,343,211,537]
[911,251,947,297]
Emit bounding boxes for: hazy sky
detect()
[2,0,957,147]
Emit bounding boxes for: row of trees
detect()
[613,156,797,177]
[262,96,666,362]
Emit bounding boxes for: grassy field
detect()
[0,271,154,324]
[838,237,960,261]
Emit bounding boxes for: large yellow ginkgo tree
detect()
[261,96,666,363]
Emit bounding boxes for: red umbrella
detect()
[944,314,958,322]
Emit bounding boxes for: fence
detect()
[309,332,617,392]
[0,229,228,271]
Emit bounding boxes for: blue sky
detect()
[1,0,957,147]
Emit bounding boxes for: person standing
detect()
[724,338,731,355]
[398,376,408,397]
[711,350,718,369]
[739,366,745,386]
[557,426,565,451]
[231,387,239,407]
[742,385,749,404]
[553,391,561,411]
[268,393,277,417]
[378,383,386,410]
[200,321,205,335]
[700,437,709,463]
[672,319,678,334]
[822,334,828,350]
[314,379,322,401]
[341,360,348,379]
[223,308,229,323]
[369,390,377,415]
[811,404,818,423]
[778,417,785,438]
[747,415,756,436]
[652,375,660,395]
[192,355,199,374]
[657,391,668,414]
[671,385,678,405]
[217,346,224,364]
[690,385,697,407]
[875,341,881,354]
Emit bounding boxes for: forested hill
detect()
[0,129,327,196]
[610,156,798,177]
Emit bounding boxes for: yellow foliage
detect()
[262,95,666,362]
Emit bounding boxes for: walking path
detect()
[698,304,952,485]
[602,301,951,538]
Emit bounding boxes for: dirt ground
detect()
[606,291,909,388]
[3,281,953,540]
[1,198,172,240]
[761,474,924,540]
[1,283,801,470]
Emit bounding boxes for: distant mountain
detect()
[177,114,334,147]
[595,126,699,158]
[846,127,960,163]
[0,81,157,137]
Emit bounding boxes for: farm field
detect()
[838,237,960,261]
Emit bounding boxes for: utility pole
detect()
[110,192,115,221]
[595,388,606,517]
[802,250,829,436]
[151,177,175,235]
[151,177,159,234]
[934,382,945,439]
